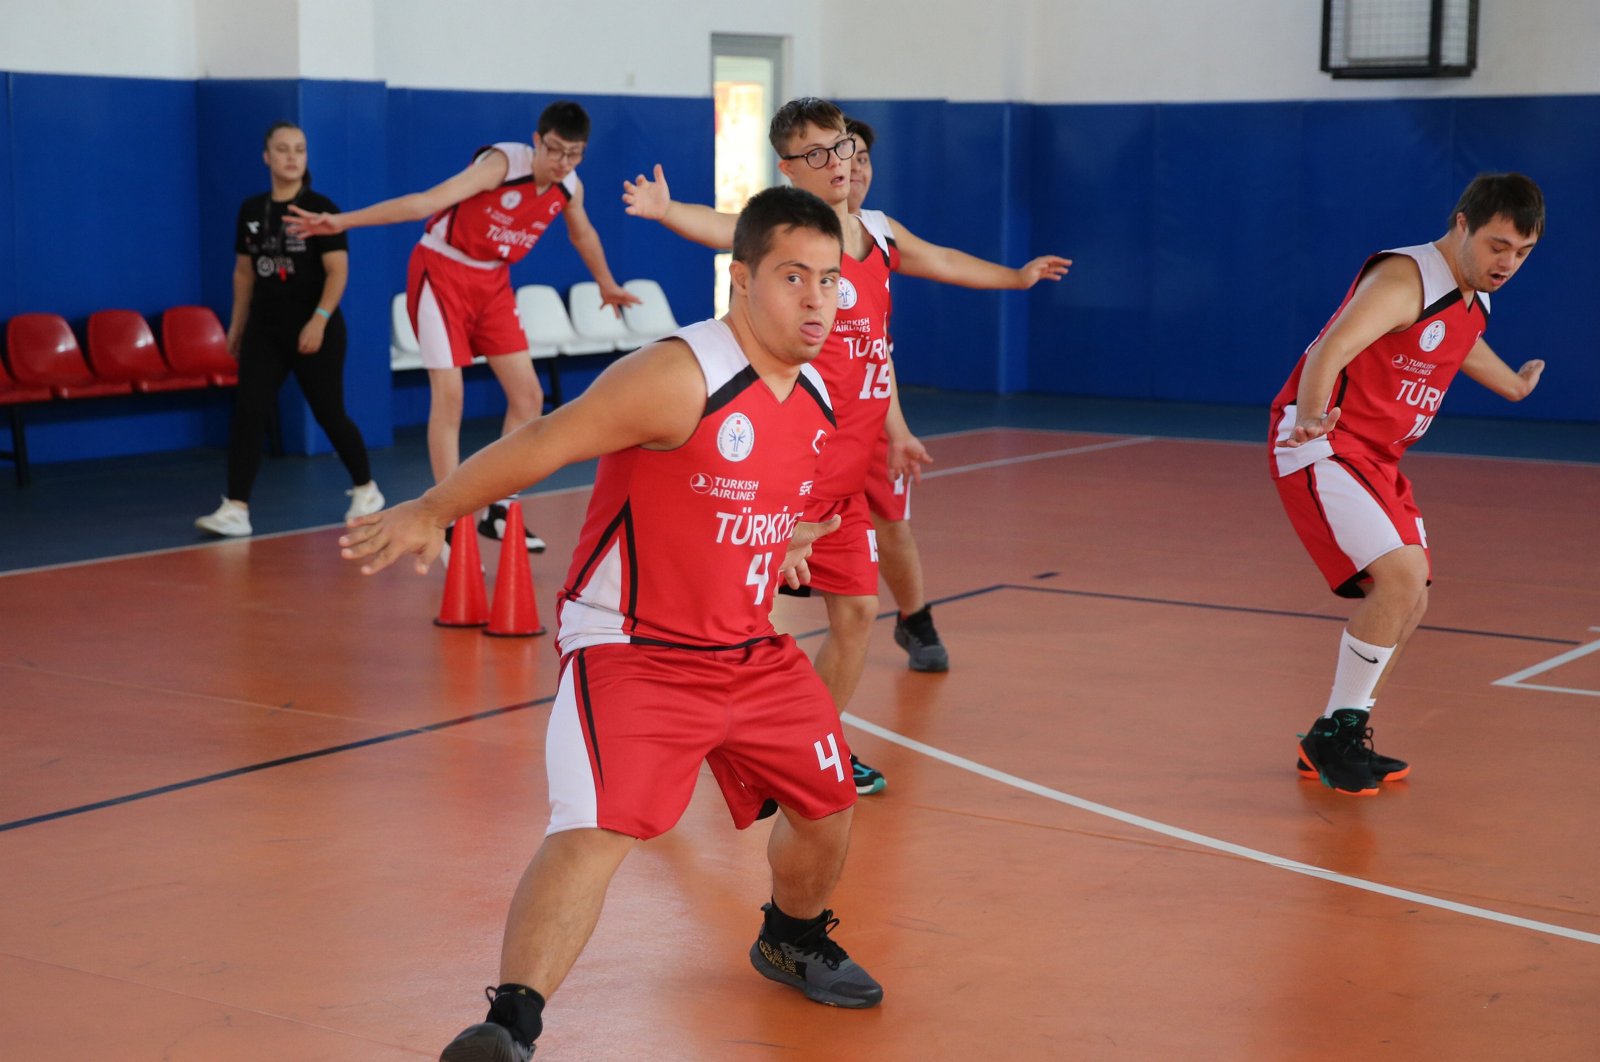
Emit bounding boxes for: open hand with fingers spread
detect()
[622,164,672,220]
[285,203,346,237]
[339,498,448,576]
[1016,255,1072,287]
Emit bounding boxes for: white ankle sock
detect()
[1323,630,1394,718]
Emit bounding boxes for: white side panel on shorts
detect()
[1272,403,1333,477]
[1310,460,1406,574]
[412,279,457,371]
[544,663,600,835]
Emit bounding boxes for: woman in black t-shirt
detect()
[195,121,383,537]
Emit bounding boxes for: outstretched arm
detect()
[287,150,510,236]
[1460,337,1543,401]
[888,215,1071,289]
[340,340,706,574]
[563,175,641,316]
[622,164,738,250]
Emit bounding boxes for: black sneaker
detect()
[749,903,883,1008]
[893,605,949,672]
[851,755,885,795]
[1298,746,1409,782]
[439,1022,532,1061]
[1297,709,1382,796]
[478,502,547,553]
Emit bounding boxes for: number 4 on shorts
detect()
[815,732,844,782]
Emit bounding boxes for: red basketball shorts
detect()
[406,245,527,369]
[1275,451,1431,599]
[863,433,911,523]
[797,492,879,597]
[544,638,856,839]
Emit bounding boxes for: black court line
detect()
[0,696,552,835]
[4,585,1578,834]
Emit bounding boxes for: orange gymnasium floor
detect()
[2,395,1598,1060]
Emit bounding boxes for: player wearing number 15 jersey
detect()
[1269,173,1546,797]
[339,188,884,1056]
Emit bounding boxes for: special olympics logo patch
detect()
[1418,320,1446,352]
[836,277,858,310]
[500,190,523,210]
[716,413,755,462]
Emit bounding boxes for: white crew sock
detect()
[1323,630,1395,718]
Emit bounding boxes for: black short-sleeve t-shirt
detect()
[234,189,348,309]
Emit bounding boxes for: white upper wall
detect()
[1,0,1596,100]
[1026,0,1600,102]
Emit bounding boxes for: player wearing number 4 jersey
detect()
[624,97,1070,795]
[1270,173,1547,797]
[339,187,882,1059]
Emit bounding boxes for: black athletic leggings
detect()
[226,307,371,502]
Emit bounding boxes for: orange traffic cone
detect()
[435,515,489,627]
[486,500,546,637]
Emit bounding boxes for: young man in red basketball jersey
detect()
[623,97,1070,794]
[1271,173,1546,796]
[845,116,949,673]
[289,101,638,556]
[341,187,882,1060]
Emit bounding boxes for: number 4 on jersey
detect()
[746,551,773,605]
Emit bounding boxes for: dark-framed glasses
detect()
[782,137,856,169]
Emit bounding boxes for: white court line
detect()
[921,435,1157,480]
[1492,628,1600,699]
[843,712,1600,946]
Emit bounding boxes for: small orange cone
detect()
[486,500,546,637]
[434,515,489,627]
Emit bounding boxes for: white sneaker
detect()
[345,481,385,521]
[196,497,252,537]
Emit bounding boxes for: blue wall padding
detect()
[1,73,1594,467]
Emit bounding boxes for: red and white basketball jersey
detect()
[420,143,576,267]
[557,319,836,653]
[1271,243,1488,476]
[809,210,898,501]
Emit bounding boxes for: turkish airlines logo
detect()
[500,190,522,209]
[717,412,755,462]
[689,473,713,493]
[1418,320,1446,352]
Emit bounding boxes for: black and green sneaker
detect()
[1297,709,1382,796]
[439,1022,532,1061]
[850,755,886,795]
[749,903,883,1008]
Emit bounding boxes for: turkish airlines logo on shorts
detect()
[717,412,755,462]
[1418,320,1446,352]
[500,190,522,210]
[836,277,858,310]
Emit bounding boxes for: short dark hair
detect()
[538,100,590,142]
[732,186,843,268]
[1451,173,1545,239]
[844,116,876,153]
[768,97,845,155]
[263,120,311,188]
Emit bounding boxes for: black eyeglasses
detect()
[781,137,856,169]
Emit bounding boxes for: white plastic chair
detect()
[514,285,609,357]
[621,279,681,344]
[568,282,657,351]
[390,293,423,370]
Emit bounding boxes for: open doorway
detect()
[712,34,786,315]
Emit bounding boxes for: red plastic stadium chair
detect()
[160,306,239,386]
[4,313,132,399]
[87,309,208,393]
